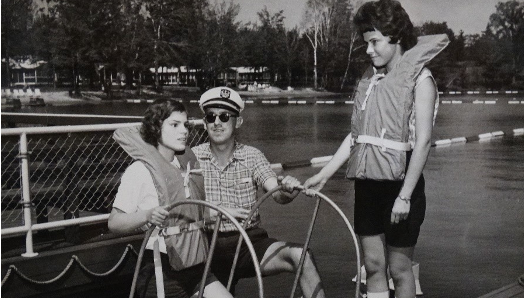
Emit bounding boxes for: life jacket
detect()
[113,125,209,271]
[346,34,449,181]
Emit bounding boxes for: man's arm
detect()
[263,175,301,204]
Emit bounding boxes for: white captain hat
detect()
[199,87,244,115]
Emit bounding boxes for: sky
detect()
[232,0,504,35]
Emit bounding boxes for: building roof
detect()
[3,58,47,70]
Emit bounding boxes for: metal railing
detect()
[1,120,208,257]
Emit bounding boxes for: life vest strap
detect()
[362,72,385,111]
[158,220,205,236]
[182,162,203,199]
[356,133,411,152]
[153,238,165,298]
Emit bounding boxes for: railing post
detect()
[20,132,38,257]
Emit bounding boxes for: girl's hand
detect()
[147,206,169,227]
[303,174,327,196]
[391,197,410,224]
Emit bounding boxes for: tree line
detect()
[2,0,523,96]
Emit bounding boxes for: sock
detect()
[367,291,389,298]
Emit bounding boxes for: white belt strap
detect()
[356,128,411,152]
[153,237,165,298]
[158,220,205,237]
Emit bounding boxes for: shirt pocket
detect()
[234,176,254,200]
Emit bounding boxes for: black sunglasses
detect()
[204,113,236,123]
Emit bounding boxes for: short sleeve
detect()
[416,67,439,125]
[252,149,277,187]
[112,161,159,214]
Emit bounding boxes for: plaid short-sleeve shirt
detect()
[192,142,276,232]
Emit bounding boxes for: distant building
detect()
[2,57,273,89]
[2,57,52,87]
[148,66,271,88]
[227,67,271,86]
[148,66,200,86]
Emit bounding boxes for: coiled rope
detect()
[1,244,138,287]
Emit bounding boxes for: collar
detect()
[199,141,246,162]
[373,66,388,76]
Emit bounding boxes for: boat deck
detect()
[479,280,524,298]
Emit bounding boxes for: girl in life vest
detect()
[109,100,233,298]
[304,1,448,297]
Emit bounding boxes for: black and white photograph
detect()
[1,0,523,297]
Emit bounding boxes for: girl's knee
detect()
[364,254,387,274]
[388,262,413,280]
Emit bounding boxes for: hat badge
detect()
[220,89,231,99]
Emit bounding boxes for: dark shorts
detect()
[135,249,217,298]
[354,174,426,248]
[206,227,278,290]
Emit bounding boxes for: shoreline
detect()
[3,88,522,108]
[11,88,344,106]
[238,87,341,99]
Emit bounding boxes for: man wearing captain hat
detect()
[192,87,325,297]
[199,86,244,115]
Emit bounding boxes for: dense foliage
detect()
[2,0,523,93]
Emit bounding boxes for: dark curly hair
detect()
[140,99,187,147]
[354,0,417,51]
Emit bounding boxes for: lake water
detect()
[12,94,524,297]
